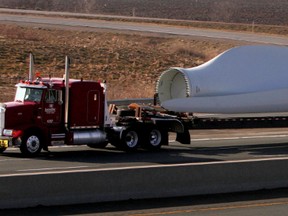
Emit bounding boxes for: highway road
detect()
[1,128,288,176]
[1,9,288,214]
[1,128,288,214]
[0,9,288,45]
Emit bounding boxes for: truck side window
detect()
[45,89,57,103]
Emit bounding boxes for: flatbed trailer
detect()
[112,97,288,130]
[191,113,288,129]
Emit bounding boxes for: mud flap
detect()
[176,129,191,144]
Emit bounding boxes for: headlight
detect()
[3,129,13,136]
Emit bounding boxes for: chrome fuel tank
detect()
[73,129,107,145]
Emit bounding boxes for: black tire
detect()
[143,128,168,150]
[0,147,6,153]
[20,132,43,157]
[120,129,140,151]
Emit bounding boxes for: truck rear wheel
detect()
[143,128,168,150]
[20,132,43,157]
[120,129,140,151]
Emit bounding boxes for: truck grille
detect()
[0,104,5,136]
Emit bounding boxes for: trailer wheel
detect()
[20,132,43,157]
[0,147,6,153]
[120,129,140,151]
[143,128,167,150]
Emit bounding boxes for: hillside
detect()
[0,0,283,102]
[0,24,245,102]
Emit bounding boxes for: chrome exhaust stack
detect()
[28,53,34,81]
[64,56,70,130]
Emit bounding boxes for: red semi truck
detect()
[0,55,190,156]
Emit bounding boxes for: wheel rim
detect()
[124,131,139,148]
[149,129,162,146]
[26,135,41,153]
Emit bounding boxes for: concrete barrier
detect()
[1,158,288,209]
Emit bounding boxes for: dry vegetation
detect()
[1,0,283,102]
[0,24,245,102]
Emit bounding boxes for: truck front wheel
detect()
[20,133,43,156]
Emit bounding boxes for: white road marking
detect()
[1,156,288,178]
[0,158,29,162]
[191,134,288,142]
[17,166,89,172]
[1,132,287,177]
[168,134,288,143]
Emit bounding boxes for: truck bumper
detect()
[0,136,12,148]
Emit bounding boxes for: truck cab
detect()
[0,75,107,156]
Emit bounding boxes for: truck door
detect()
[87,90,101,125]
[42,89,62,125]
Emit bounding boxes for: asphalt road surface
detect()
[2,128,288,215]
[1,10,288,215]
[1,128,288,177]
[0,9,288,45]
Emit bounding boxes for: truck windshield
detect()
[15,87,43,102]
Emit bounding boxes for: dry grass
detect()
[0,24,245,102]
